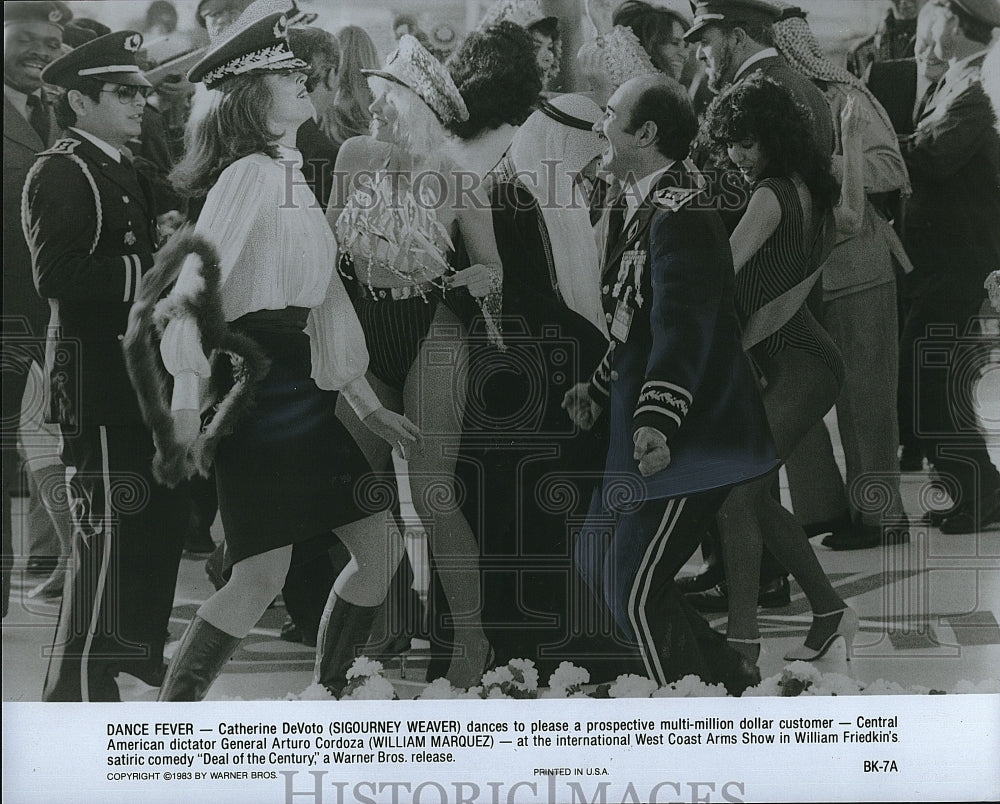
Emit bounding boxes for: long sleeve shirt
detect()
[159,148,380,417]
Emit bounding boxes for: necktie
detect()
[603,195,627,265]
[914,77,942,125]
[26,94,49,144]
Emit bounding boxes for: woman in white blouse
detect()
[155,13,417,701]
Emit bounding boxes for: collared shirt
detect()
[734,47,779,83]
[69,127,123,163]
[4,84,36,122]
[623,161,676,225]
[929,48,989,112]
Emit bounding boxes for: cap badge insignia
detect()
[124,34,142,52]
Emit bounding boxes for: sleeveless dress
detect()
[735,176,844,384]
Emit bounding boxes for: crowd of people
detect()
[3,0,999,703]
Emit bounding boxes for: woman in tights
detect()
[701,74,859,667]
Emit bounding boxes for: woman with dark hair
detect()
[477,0,562,92]
[701,74,858,667]
[445,21,542,175]
[458,94,622,678]
[154,13,418,701]
[611,0,691,79]
[327,35,502,688]
[328,25,379,148]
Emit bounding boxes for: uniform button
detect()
[610,371,619,381]
[116,334,124,342]
[122,195,129,203]
[602,285,609,294]
[605,313,613,323]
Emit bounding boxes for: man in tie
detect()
[2,1,72,615]
[564,74,777,693]
[899,0,1000,535]
[22,30,187,701]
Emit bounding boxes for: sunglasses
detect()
[101,85,153,104]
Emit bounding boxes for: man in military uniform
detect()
[564,75,777,693]
[899,0,1000,534]
[2,1,71,614]
[22,30,186,701]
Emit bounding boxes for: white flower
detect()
[608,674,658,698]
[345,656,384,680]
[742,675,782,697]
[653,674,727,698]
[803,673,863,696]
[548,661,590,695]
[417,678,460,700]
[859,678,912,696]
[481,666,514,688]
[294,683,336,701]
[342,675,396,701]
[508,658,539,691]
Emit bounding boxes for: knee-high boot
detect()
[314,594,378,697]
[157,616,242,702]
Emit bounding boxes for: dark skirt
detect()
[215,307,376,565]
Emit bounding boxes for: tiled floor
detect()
[5,361,1000,700]
[4,457,998,701]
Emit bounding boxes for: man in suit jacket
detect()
[22,31,186,701]
[564,75,777,693]
[2,1,71,614]
[899,0,1000,534]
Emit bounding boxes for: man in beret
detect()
[21,31,187,702]
[899,0,1000,534]
[2,1,72,615]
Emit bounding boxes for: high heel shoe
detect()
[784,607,859,662]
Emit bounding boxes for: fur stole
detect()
[123,228,270,488]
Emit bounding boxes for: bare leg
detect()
[333,511,404,606]
[197,545,292,638]
[404,305,489,687]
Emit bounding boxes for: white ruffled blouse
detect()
[160,148,380,417]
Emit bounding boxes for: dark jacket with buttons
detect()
[589,166,777,507]
[22,133,157,429]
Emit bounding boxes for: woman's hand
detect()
[172,408,201,449]
[840,93,871,146]
[362,407,421,460]
[446,263,502,299]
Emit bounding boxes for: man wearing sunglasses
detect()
[22,30,187,702]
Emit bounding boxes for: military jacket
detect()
[588,167,777,506]
[22,133,157,428]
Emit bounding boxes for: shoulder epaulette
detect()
[38,137,80,156]
[22,139,102,254]
[652,186,703,213]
